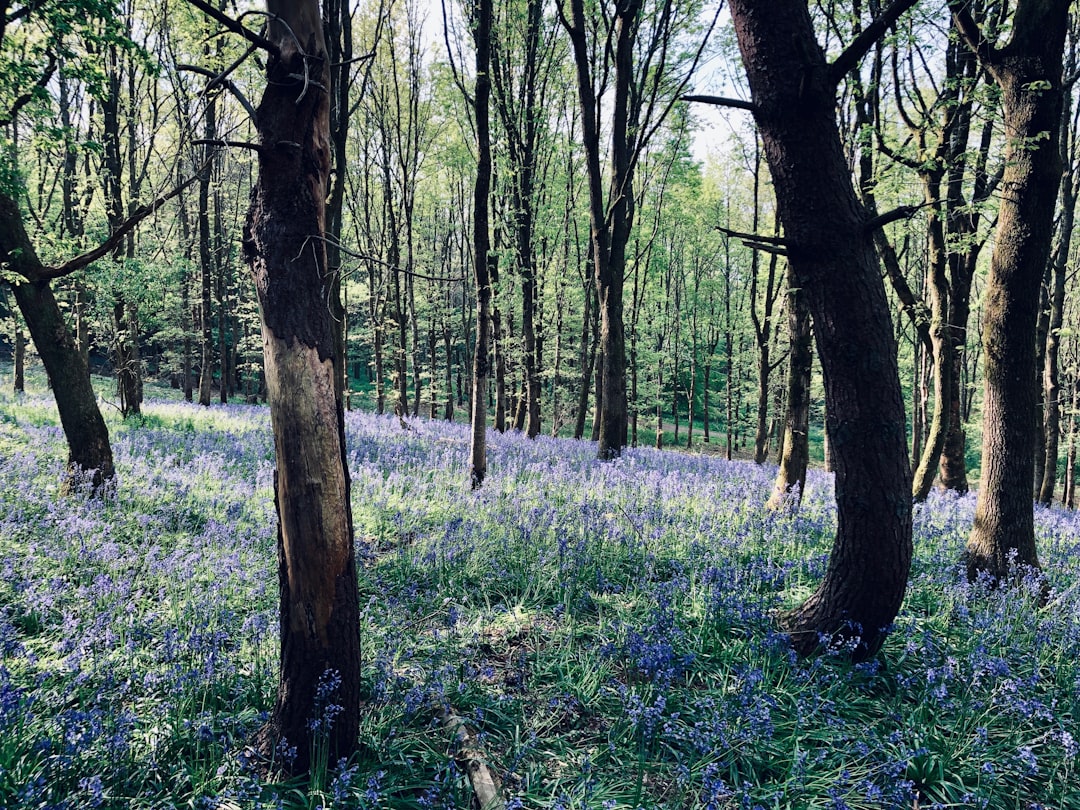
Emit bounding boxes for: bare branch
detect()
[716,225,791,246]
[827,0,920,87]
[181,0,280,56]
[192,138,264,152]
[948,1,996,65]
[681,94,757,114]
[40,163,207,280]
[177,63,259,121]
[863,202,928,233]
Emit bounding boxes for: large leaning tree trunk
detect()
[951,0,1070,583]
[727,0,915,660]
[0,193,116,493]
[244,0,362,773]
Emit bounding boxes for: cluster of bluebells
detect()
[2,388,1080,807]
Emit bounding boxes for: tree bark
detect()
[1,189,116,492]
[469,0,495,488]
[197,91,217,408]
[102,41,141,418]
[729,0,913,660]
[13,317,24,393]
[953,0,1070,583]
[1038,89,1076,505]
[573,279,597,440]
[1065,376,1078,509]
[244,0,361,773]
[767,266,812,510]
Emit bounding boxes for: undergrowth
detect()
[0,384,1078,809]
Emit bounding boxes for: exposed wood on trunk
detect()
[244,0,361,773]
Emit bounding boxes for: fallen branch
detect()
[442,709,505,810]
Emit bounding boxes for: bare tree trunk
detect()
[591,352,602,442]
[911,341,923,464]
[214,191,229,404]
[1038,88,1076,504]
[245,0,360,774]
[469,0,495,487]
[574,280,597,440]
[768,266,812,510]
[1034,273,1051,494]
[13,317,24,393]
[197,93,217,408]
[953,0,1070,583]
[1065,376,1078,509]
[443,322,454,420]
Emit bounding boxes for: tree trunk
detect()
[1034,273,1051,495]
[215,192,229,405]
[1,190,116,492]
[469,0,495,488]
[591,352,603,442]
[493,307,508,433]
[197,90,217,408]
[729,0,913,659]
[911,341,923,464]
[574,281,597,440]
[443,323,454,421]
[244,0,361,773]
[1038,92,1076,505]
[702,360,712,444]
[324,0,352,408]
[1065,377,1077,509]
[13,318,24,393]
[911,172,951,501]
[953,0,1070,582]
[767,266,812,510]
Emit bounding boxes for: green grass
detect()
[0,364,1077,808]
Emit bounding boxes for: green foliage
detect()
[0,382,1078,807]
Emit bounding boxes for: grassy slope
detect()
[0,375,1078,808]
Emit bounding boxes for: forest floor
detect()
[0,373,1078,808]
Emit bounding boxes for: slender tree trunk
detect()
[215,192,229,405]
[912,172,952,501]
[469,0,495,488]
[13,318,24,393]
[562,0,643,459]
[1038,95,1076,504]
[324,0,352,408]
[1065,377,1077,508]
[953,0,1070,583]
[655,353,664,449]
[685,351,696,450]
[724,311,733,461]
[702,360,712,444]
[911,342,923,464]
[940,278,973,492]
[768,266,812,510]
[245,0,360,774]
[102,43,140,418]
[1034,273,1051,494]
[591,352,603,442]
[729,0,914,659]
[574,281,597,440]
[443,322,454,420]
